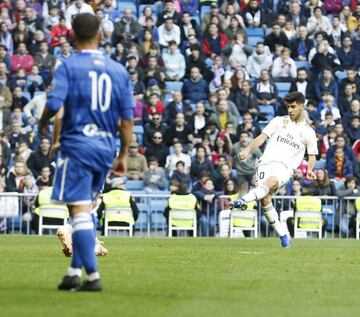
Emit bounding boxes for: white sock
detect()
[87,272,100,282]
[67,267,82,278]
[263,204,286,236]
[242,185,269,203]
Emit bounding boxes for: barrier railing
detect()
[0,193,358,238]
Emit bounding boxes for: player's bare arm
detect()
[306,154,317,181]
[39,106,57,135]
[238,133,268,160]
[50,106,64,157]
[113,118,134,176]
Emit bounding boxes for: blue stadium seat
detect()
[117,2,137,16]
[164,93,173,104]
[133,125,144,146]
[275,82,291,98]
[322,204,335,231]
[200,5,211,18]
[191,15,200,26]
[259,105,275,121]
[22,92,31,102]
[295,61,311,70]
[126,180,144,191]
[134,203,150,231]
[165,81,183,92]
[248,36,264,48]
[149,200,168,230]
[315,160,326,170]
[246,28,264,37]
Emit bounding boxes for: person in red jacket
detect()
[50,16,69,48]
[202,23,228,58]
[11,42,34,75]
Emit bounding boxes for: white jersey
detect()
[259,115,318,170]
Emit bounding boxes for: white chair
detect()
[38,206,68,236]
[168,210,197,237]
[356,213,360,240]
[294,210,322,239]
[104,207,134,237]
[230,209,258,238]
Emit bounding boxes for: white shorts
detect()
[256,162,293,193]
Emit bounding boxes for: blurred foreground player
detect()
[230,92,318,248]
[39,13,133,291]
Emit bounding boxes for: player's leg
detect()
[53,155,102,291]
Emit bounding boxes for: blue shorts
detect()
[51,152,107,205]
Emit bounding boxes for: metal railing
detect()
[0,192,358,238]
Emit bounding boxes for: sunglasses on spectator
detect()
[153,136,162,139]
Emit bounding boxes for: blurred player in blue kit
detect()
[39,13,134,292]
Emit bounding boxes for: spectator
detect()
[202,23,228,59]
[23,7,42,36]
[5,158,28,192]
[28,29,45,56]
[214,162,237,191]
[113,8,141,45]
[126,142,148,180]
[190,101,208,143]
[254,69,278,107]
[236,112,261,139]
[342,99,360,128]
[163,40,186,81]
[144,131,169,168]
[271,47,297,81]
[310,168,335,195]
[180,0,198,17]
[143,157,166,192]
[320,95,341,122]
[264,22,290,53]
[290,68,315,101]
[338,83,359,116]
[231,130,261,186]
[143,113,167,147]
[11,43,34,75]
[307,100,321,126]
[328,146,353,180]
[243,0,264,28]
[65,0,94,29]
[287,3,307,28]
[328,15,347,49]
[0,45,11,70]
[306,6,332,37]
[23,86,47,125]
[185,44,210,81]
[0,81,11,107]
[158,17,181,48]
[201,2,226,33]
[12,20,31,49]
[27,137,54,178]
[194,178,217,236]
[165,142,191,178]
[339,68,360,97]
[165,112,193,149]
[230,79,258,117]
[101,0,121,23]
[311,40,340,75]
[57,41,72,62]
[337,35,359,71]
[216,87,240,122]
[246,42,273,79]
[337,176,360,237]
[157,0,181,26]
[171,160,191,187]
[209,99,237,132]
[345,115,360,145]
[26,65,45,97]
[36,165,53,190]
[339,5,357,32]
[126,55,145,82]
[144,56,166,88]
[315,68,339,101]
[190,145,213,182]
[290,26,314,61]
[110,42,126,66]
[143,92,165,124]
[139,43,165,69]
[0,95,11,130]
[0,21,13,55]
[49,16,69,48]
[182,66,208,104]
[164,91,192,125]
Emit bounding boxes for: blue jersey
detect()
[47,50,133,172]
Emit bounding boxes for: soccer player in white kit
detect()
[230,92,318,248]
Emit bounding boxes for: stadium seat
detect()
[295,61,311,70]
[22,92,31,102]
[133,125,144,146]
[258,105,275,121]
[246,28,264,37]
[126,180,144,191]
[294,196,322,239]
[117,2,137,16]
[150,200,168,231]
[134,203,150,233]
[248,36,264,48]
[315,159,326,170]
[104,207,134,237]
[164,93,173,103]
[230,209,258,238]
[322,204,335,233]
[38,206,68,236]
[168,209,197,237]
[275,82,291,98]
[200,5,211,18]
[165,81,183,92]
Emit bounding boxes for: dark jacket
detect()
[290,80,315,100]
[290,38,314,60]
[326,145,359,178]
[336,48,359,71]
[311,52,339,74]
[144,143,169,167]
[229,89,258,115]
[181,77,209,103]
[264,32,290,52]
[163,101,193,125]
[143,122,167,147]
[327,156,353,179]
[190,158,213,181]
[314,78,339,101]
[27,150,55,178]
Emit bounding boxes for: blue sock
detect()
[72,212,98,275]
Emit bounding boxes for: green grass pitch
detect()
[1,236,360,317]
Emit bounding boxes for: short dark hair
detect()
[345,176,359,188]
[284,91,305,105]
[148,157,159,164]
[72,13,100,43]
[176,160,185,167]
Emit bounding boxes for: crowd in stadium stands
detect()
[0,0,359,235]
